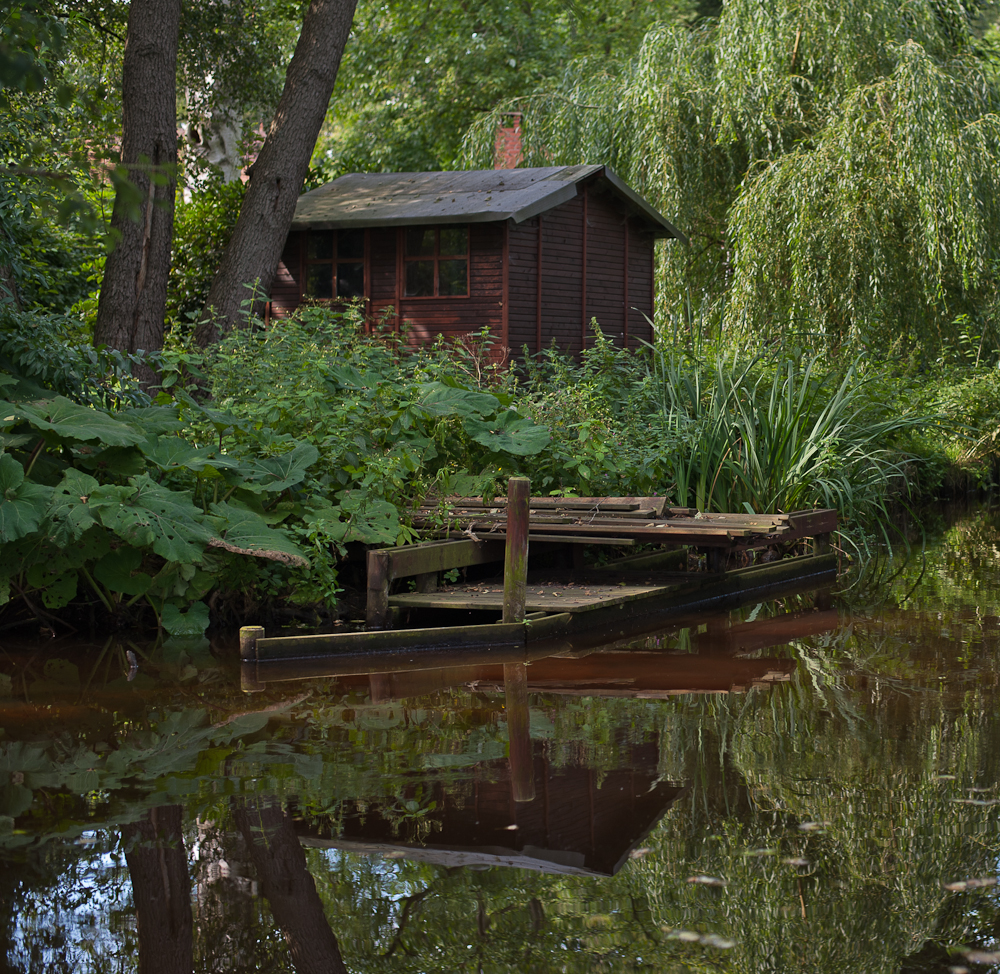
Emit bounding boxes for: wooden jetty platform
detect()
[241,478,838,680]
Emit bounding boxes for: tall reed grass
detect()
[647,349,928,557]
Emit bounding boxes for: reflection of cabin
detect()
[270,166,686,358]
[298,741,684,876]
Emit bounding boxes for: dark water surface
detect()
[4,509,1000,973]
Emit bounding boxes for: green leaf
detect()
[417,382,500,418]
[207,501,309,567]
[162,600,210,637]
[93,547,152,596]
[0,453,52,542]
[237,442,319,493]
[46,469,100,544]
[141,435,246,476]
[26,563,78,608]
[117,406,185,434]
[75,445,147,477]
[89,475,214,563]
[463,410,551,456]
[7,397,145,446]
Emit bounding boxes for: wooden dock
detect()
[240,484,838,678]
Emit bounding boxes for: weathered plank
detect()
[255,622,526,661]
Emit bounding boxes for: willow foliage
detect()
[462,0,1000,355]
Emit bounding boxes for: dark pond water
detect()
[4,508,1000,973]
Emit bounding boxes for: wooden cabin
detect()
[269,165,686,358]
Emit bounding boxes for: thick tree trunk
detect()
[233,797,348,974]
[94,0,180,383]
[122,805,194,974]
[195,0,357,345]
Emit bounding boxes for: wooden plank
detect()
[599,548,687,572]
[389,582,680,613]
[446,532,635,546]
[256,621,526,660]
[378,538,506,578]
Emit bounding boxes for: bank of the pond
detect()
[0,305,995,640]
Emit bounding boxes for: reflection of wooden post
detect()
[504,661,535,802]
[240,626,265,693]
[503,477,530,625]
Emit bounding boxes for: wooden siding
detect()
[585,187,627,347]
[539,194,585,358]
[507,216,540,355]
[270,231,303,318]
[628,230,656,346]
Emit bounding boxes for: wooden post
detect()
[240,625,265,662]
[504,661,535,802]
[367,549,392,629]
[240,626,265,693]
[502,477,530,624]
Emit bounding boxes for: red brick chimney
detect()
[494,112,523,169]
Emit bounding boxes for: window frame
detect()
[400,225,471,300]
[301,228,368,303]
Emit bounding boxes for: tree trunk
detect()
[94,0,180,384]
[195,0,357,345]
[122,805,194,974]
[233,797,348,974]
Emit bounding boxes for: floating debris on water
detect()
[943,878,998,891]
[963,949,1000,964]
[661,927,736,949]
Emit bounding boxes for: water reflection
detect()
[6,512,1000,971]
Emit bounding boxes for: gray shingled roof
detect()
[290,165,686,242]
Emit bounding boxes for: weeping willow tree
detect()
[462,0,1000,356]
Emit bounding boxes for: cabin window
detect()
[303,229,365,300]
[403,225,468,297]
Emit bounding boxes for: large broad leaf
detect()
[89,475,214,563]
[47,469,101,544]
[141,435,246,476]
[463,410,551,456]
[236,442,319,493]
[8,397,145,446]
[206,502,309,567]
[0,453,52,542]
[162,601,210,637]
[74,445,147,477]
[416,382,500,419]
[117,406,185,434]
[93,546,152,596]
[26,561,78,608]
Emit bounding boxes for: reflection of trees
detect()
[232,798,347,974]
[121,806,193,974]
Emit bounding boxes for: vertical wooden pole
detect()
[503,477,530,624]
[367,549,392,629]
[504,662,535,802]
[240,626,265,693]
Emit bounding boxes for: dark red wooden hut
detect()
[269,165,686,358]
